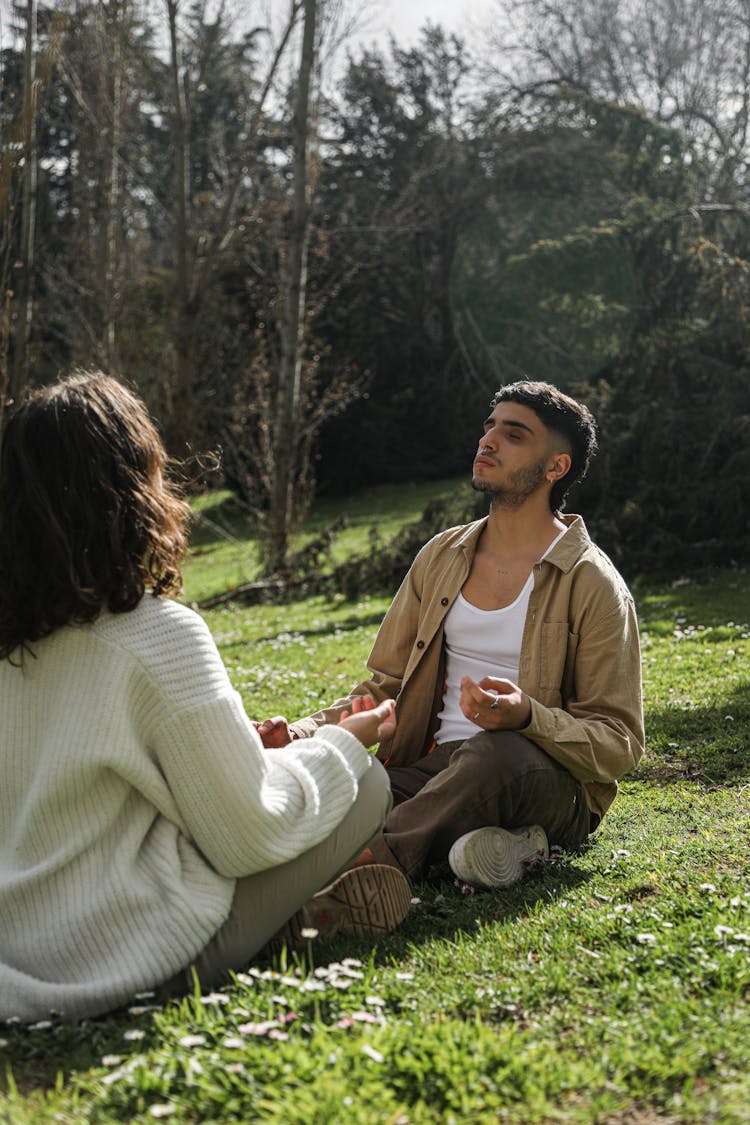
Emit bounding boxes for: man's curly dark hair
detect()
[491,380,598,512]
[0,370,191,661]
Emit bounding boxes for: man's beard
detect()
[472,457,548,509]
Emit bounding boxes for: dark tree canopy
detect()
[1,3,748,574]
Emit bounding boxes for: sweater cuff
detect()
[317,724,371,781]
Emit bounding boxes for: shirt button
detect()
[441,597,449,606]
[416,640,425,649]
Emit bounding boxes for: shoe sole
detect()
[279,865,411,948]
[448,825,549,888]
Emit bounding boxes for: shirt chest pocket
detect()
[539,621,579,691]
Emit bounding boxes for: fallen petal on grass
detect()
[178,1034,207,1047]
[238,1021,279,1036]
[361,1044,385,1064]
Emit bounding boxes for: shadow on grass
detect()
[291,859,592,970]
[1,861,590,1098]
[0,1007,164,1097]
[641,680,750,786]
[218,611,388,650]
[189,498,257,549]
[633,567,750,627]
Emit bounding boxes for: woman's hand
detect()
[254,716,293,748]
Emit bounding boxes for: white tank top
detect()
[434,528,567,745]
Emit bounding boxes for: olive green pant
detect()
[369,730,594,879]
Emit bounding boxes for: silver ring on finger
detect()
[490,696,501,710]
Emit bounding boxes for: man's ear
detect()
[546,452,571,482]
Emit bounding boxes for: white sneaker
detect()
[448,825,549,888]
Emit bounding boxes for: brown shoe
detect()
[271,864,411,950]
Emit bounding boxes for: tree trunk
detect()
[11,0,38,405]
[166,0,194,452]
[101,0,124,370]
[163,0,303,454]
[266,0,317,573]
[0,142,15,434]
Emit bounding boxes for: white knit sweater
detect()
[0,595,372,1021]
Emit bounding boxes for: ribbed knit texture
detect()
[0,596,371,1021]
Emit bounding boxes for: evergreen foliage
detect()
[0,4,748,570]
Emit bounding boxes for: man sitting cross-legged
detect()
[258,381,645,889]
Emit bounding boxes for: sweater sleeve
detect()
[152,696,372,877]
[138,603,372,878]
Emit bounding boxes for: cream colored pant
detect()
[164,759,392,994]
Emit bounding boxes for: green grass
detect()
[184,478,467,603]
[2,486,749,1124]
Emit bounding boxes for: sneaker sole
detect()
[281,865,412,947]
[448,825,549,888]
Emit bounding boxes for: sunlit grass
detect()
[181,478,468,603]
[2,486,748,1125]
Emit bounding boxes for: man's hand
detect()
[338,694,397,748]
[459,675,532,731]
[254,716,293,748]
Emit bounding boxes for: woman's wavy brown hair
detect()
[0,370,191,660]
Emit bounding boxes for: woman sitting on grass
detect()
[0,370,410,1022]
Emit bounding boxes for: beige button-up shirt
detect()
[291,513,645,818]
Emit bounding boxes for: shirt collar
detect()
[547,514,591,573]
[452,512,591,574]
